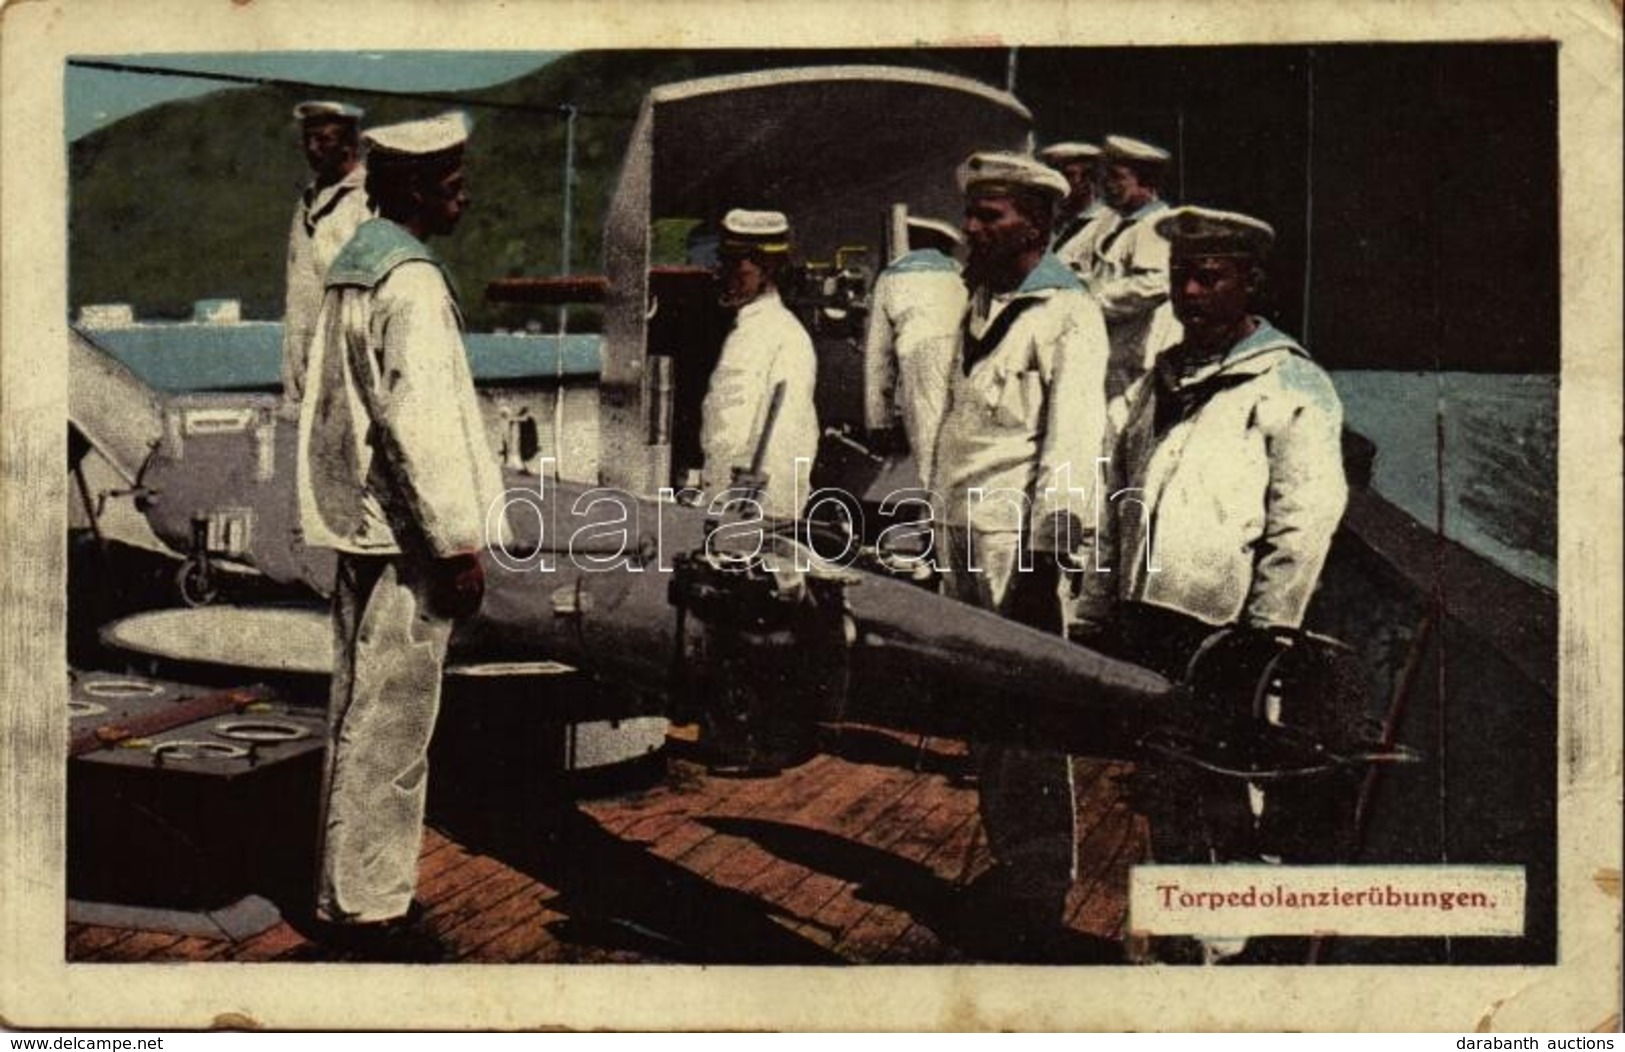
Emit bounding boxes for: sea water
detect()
[1332,371,1557,591]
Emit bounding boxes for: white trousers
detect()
[317,554,453,923]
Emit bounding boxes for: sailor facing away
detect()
[281,101,375,409]
[699,209,820,518]
[1037,141,1117,280]
[933,150,1111,956]
[296,111,505,960]
[1088,135,1184,404]
[861,214,969,490]
[1072,206,1348,963]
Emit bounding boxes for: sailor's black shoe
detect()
[311,902,454,963]
[951,865,1083,963]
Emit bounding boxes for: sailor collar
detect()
[962,255,1080,373]
[973,252,1078,322]
[324,217,455,298]
[1061,200,1106,226]
[888,248,960,275]
[1157,318,1307,390]
[302,164,366,212]
[1122,198,1170,224]
[1009,252,1081,296]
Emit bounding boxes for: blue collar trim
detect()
[325,218,445,292]
[1016,253,1083,294]
[888,248,960,274]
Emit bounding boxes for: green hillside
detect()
[69,48,1007,333]
[68,45,1561,372]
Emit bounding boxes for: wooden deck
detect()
[66,727,1145,964]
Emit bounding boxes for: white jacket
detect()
[1088,198,1182,401]
[861,248,968,489]
[282,165,373,404]
[1052,202,1116,279]
[700,289,820,517]
[934,254,1110,545]
[297,218,506,559]
[1078,320,1347,630]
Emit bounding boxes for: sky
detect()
[64,51,563,141]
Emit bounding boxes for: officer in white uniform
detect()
[699,209,820,519]
[296,112,505,957]
[282,101,374,408]
[861,215,968,490]
[1088,135,1183,402]
[1073,207,1348,963]
[933,152,1111,952]
[1036,141,1115,279]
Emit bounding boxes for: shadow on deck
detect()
[67,724,1143,965]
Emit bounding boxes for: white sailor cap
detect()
[1103,134,1172,166]
[1155,205,1275,259]
[293,100,364,123]
[906,215,964,247]
[719,209,792,254]
[956,151,1071,200]
[1036,141,1102,166]
[363,111,472,167]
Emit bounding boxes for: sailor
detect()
[1036,141,1115,278]
[295,111,506,959]
[861,214,968,490]
[933,151,1111,954]
[281,101,374,408]
[1072,206,1348,962]
[698,209,820,519]
[1088,134,1183,403]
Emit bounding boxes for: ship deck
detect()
[66,726,1143,965]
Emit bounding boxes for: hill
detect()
[68,44,1559,371]
[68,49,1007,333]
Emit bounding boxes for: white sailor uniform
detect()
[700,289,820,518]
[282,164,373,404]
[862,247,968,489]
[297,214,505,923]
